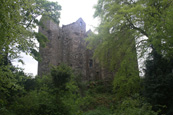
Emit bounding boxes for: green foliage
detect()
[1,1,173,114]
[34,32,48,48]
[81,93,113,112]
[0,0,61,62]
[11,89,69,115]
[83,106,112,115]
[0,63,162,115]
[50,64,82,114]
[61,76,82,115]
[79,81,156,115]
[142,0,173,58]
[143,50,173,114]
[0,66,34,115]
[86,0,173,114]
[112,50,140,99]
[79,80,114,113]
[94,0,173,59]
[89,0,173,71]
[51,64,72,89]
[0,1,61,113]
[113,94,158,115]
[0,64,82,115]
[90,80,113,94]
[87,0,140,100]
[113,74,140,100]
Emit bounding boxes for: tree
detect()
[87,0,173,99]
[141,0,173,58]
[143,50,173,114]
[0,0,61,62]
[0,0,61,114]
[51,64,72,90]
[91,0,173,59]
[87,0,140,98]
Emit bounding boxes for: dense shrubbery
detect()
[0,64,80,115]
[112,94,158,115]
[142,50,173,115]
[1,0,172,114]
[0,63,170,115]
[85,0,173,114]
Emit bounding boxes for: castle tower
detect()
[38,19,62,76]
[38,18,103,81]
[61,18,87,77]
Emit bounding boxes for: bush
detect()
[83,106,112,115]
[51,64,72,90]
[113,94,158,115]
[11,90,70,115]
[143,51,173,114]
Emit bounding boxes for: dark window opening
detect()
[47,30,52,36]
[89,59,93,67]
[80,21,82,26]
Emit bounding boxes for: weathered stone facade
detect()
[38,18,104,81]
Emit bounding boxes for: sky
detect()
[13,0,99,76]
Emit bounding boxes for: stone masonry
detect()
[38,18,105,81]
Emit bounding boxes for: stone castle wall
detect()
[38,18,104,81]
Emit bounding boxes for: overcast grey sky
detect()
[13,0,99,76]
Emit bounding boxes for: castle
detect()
[38,18,108,81]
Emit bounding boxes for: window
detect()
[89,59,93,67]
[47,30,51,35]
[80,21,82,26]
